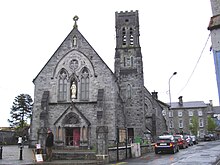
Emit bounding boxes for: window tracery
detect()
[58,69,68,101]
[80,68,89,100]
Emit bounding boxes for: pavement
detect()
[0,145,98,165]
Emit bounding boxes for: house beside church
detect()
[29,11,168,152]
[168,96,213,138]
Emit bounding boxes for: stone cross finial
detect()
[73,15,79,29]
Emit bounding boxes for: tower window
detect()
[127,57,130,67]
[127,84,132,99]
[122,27,126,46]
[131,56,134,67]
[130,28,134,46]
[124,57,126,67]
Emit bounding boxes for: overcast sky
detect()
[0,0,218,127]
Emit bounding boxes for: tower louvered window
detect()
[80,68,89,100]
[129,28,134,46]
[58,69,68,101]
[122,27,126,46]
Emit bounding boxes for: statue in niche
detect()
[71,81,77,99]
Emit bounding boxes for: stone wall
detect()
[108,144,153,162]
[0,131,15,145]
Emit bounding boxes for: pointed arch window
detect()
[73,35,77,47]
[130,56,134,67]
[127,84,132,99]
[58,69,68,101]
[81,68,89,100]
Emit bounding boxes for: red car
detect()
[173,134,188,149]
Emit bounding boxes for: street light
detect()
[169,72,177,107]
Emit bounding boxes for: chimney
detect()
[152,91,158,100]
[178,96,183,106]
[209,100,213,106]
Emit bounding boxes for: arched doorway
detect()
[65,127,80,146]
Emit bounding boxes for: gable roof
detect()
[170,101,207,109]
[54,103,91,126]
[33,23,116,83]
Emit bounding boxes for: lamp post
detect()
[169,72,177,106]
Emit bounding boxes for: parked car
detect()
[154,135,179,154]
[204,134,215,141]
[173,134,188,149]
[190,135,198,144]
[184,135,193,146]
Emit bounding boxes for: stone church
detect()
[29,10,168,150]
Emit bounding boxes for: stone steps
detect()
[53,149,97,161]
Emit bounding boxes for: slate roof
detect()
[213,106,220,114]
[170,101,207,109]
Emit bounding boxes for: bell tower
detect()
[114,10,145,139]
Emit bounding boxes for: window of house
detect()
[80,68,89,100]
[179,119,183,128]
[58,69,67,101]
[168,110,173,117]
[178,111,182,117]
[199,129,204,137]
[199,118,204,127]
[189,111,193,116]
[169,119,173,128]
[189,118,192,125]
[198,110,203,116]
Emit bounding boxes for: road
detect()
[114,140,220,165]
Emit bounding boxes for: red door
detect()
[73,127,80,146]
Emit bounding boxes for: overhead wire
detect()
[178,33,211,95]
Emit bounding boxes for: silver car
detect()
[190,135,198,144]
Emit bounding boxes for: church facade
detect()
[29,11,168,149]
